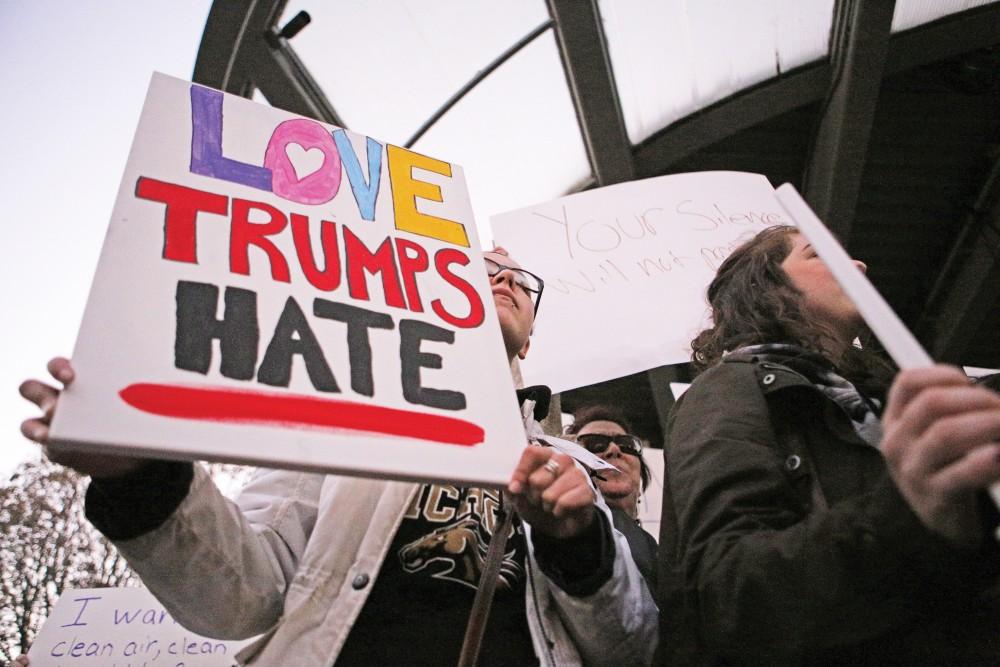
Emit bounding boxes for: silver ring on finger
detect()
[543,458,561,476]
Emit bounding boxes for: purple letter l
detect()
[189,86,272,191]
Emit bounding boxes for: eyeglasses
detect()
[574,433,643,457]
[485,257,545,315]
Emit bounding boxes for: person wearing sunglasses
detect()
[566,405,657,594]
[20,248,658,667]
[567,405,651,521]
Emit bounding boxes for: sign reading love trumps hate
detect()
[50,73,525,486]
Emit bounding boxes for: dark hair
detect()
[691,225,894,393]
[566,405,651,491]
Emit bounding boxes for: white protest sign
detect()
[490,172,787,392]
[27,587,253,666]
[50,73,526,487]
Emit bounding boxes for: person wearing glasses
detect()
[566,405,657,593]
[19,247,657,667]
[482,249,544,362]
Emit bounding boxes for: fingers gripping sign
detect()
[882,366,1000,547]
[19,356,74,444]
[19,357,146,479]
[507,445,597,540]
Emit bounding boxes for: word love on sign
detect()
[51,73,525,486]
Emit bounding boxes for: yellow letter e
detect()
[387,144,469,247]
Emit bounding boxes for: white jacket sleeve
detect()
[525,499,659,666]
[110,465,324,639]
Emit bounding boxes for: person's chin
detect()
[598,471,619,485]
[493,294,517,310]
[598,482,631,499]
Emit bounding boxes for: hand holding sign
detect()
[508,446,597,540]
[19,357,147,478]
[881,366,1000,546]
[776,184,1000,546]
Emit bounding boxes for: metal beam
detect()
[883,3,1000,73]
[646,364,692,446]
[918,158,1000,363]
[405,20,554,148]
[547,0,653,425]
[632,64,830,179]
[548,0,659,425]
[193,0,342,125]
[547,0,635,186]
[251,35,342,125]
[630,2,1000,183]
[802,0,895,241]
[193,0,268,94]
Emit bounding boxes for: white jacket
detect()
[113,464,659,666]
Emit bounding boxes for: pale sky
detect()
[1,2,213,478]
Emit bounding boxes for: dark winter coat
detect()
[657,352,1000,665]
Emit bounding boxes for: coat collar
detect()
[722,353,873,448]
[516,385,552,421]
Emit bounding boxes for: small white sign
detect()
[27,587,253,666]
[50,73,526,487]
[491,171,786,392]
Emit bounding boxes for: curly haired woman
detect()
[658,225,1000,665]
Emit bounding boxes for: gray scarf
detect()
[734,343,883,447]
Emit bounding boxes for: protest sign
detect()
[27,587,252,666]
[490,172,786,392]
[50,73,526,486]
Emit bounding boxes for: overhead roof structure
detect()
[194,0,1000,446]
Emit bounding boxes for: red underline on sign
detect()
[119,383,484,446]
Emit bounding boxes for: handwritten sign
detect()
[490,172,786,392]
[27,587,252,666]
[50,73,526,487]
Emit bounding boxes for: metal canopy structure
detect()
[193,0,341,125]
[802,0,896,240]
[194,0,1000,446]
[547,0,634,187]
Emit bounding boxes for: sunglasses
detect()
[574,433,643,457]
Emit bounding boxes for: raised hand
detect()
[507,445,596,539]
[19,357,146,478]
[882,366,1000,547]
